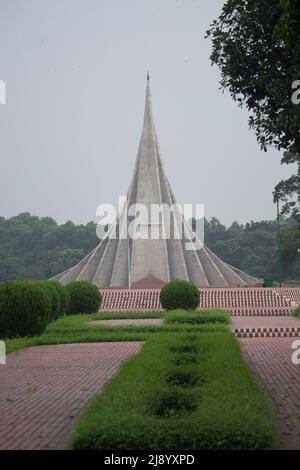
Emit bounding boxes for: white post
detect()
[0,80,6,105]
[0,341,6,365]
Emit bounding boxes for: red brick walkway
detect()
[89,318,163,326]
[0,342,142,450]
[232,316,300,330]
[239,337,300,450]
[232,316,300,338]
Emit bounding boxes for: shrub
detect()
[0,280,50,338]
[71,332,278,450]
[164,309,229,324]
[160,280,200,311]
[34,281,60,321]
[293,307,300,317]
[48,281,70,315]
[67,281,102,314]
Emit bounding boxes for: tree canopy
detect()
[0,213,98,281]
[206,0,300,216]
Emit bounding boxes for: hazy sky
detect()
[0,0,295,227]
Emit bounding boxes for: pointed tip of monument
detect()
[147,71,150,81]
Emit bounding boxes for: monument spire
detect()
[51,77,260,288]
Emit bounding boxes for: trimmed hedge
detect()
[0,280,50,338]
[34,281,60,321]
[71,332,277,450]
[48,281,70,316]
[67,281,102,314]
[164,309,229,324]
[160,280,200,311]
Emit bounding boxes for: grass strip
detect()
[71,332,278,450]
[164,309,229,324]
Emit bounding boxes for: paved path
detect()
[232,316,300,329]
[0,342,142,450]
[89,318,163,326]
[239,337,300,450]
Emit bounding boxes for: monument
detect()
[52,75,259,288]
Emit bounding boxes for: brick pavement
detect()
[239,337,300,449]
[232,316,300,337]
[0,342,142,450]
[232,316,300,330]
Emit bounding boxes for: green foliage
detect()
[193,216,300,281]
[5,312,230,354]
[160,280,200,311]
[206,0,300,216]
[67,281,102,314]
[274,0,300,45]
[0,280,50,338]
[93,311,162,320]
[48,281,70,315]
[34,281,61,321]
[71,332,277,450]
[0,213,98,281]
[280,223,300,277]
[164,309,229,324]
[293,307,300,317]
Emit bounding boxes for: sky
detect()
[0,0,295,227]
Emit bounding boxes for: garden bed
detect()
[71,332,277,450]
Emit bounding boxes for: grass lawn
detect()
[5,310,230,353]
[71,332,278,450]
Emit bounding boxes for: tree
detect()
[0,213,99,281]
[280,222,300,276]
[206,0,300,216]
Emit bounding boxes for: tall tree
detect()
[206,0,300,216]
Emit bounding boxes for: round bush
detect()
[66,281,102,314]
[160,279,200,311]
[48,281,70,316]
[35,281,61,321]
[0,280,51,338]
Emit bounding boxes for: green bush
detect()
[164,309,229,324]
[48,281,70,315]
[0,280,50,338]
[71,332,277,450]
[293,307,300,317]
[34,281,60,321]
[160,280,200,311]
[67,281,102,314]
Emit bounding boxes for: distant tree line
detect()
[199,217,300,283]
[0,213,98,281]
[0,212,299,283]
